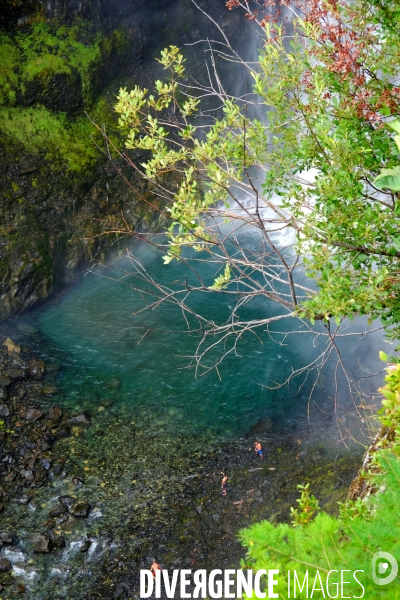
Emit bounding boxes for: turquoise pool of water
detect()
[9,240,385,438]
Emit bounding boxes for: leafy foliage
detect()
[115,0,400,349]
[239,362,400,598]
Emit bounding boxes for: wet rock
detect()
[42,386,58,396]
[19,495,30,505]
[0,558,12,572]
[70,411,91,425]
[0,404,10,417]
[71,501,91,518]
[28,359,45,378]
[5,367,26,380]
[52,535,66,549]
[16,582,26,593]
[0,373,11,400]
[33,534,51,553]
[40,433,55,450]
[25,408,43,421]
[52,464,64,476]
[48,406,62,420]
[41,458,51,470]
[0,532,15,545]
[99,400,114,408]
[58,496,75,510]
[2,338,21,355]
[49,505,67,518]
[20,469,34,481]
[57,423,71,438]
[80,539,92,552]
[251,417,274,433]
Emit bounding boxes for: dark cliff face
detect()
[0,0,246,322]
[1,0,175,29]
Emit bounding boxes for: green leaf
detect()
[379,350,388,362]
[374,166,400,191]
[388,119,400,135]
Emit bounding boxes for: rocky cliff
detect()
[0,0,245,322]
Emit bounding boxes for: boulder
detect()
[25,408,43,421]
[32,534,51,553]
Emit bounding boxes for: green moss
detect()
[0,107,97,172]
[0,20,128,174]
[0,22,129,108]
[0,92,122,173]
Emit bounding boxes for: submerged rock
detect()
[71,501,91,518]
[106,378,122,389]
[70,411,91,425]
[251,417,274,433]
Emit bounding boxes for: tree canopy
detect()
[109,0,400,394]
